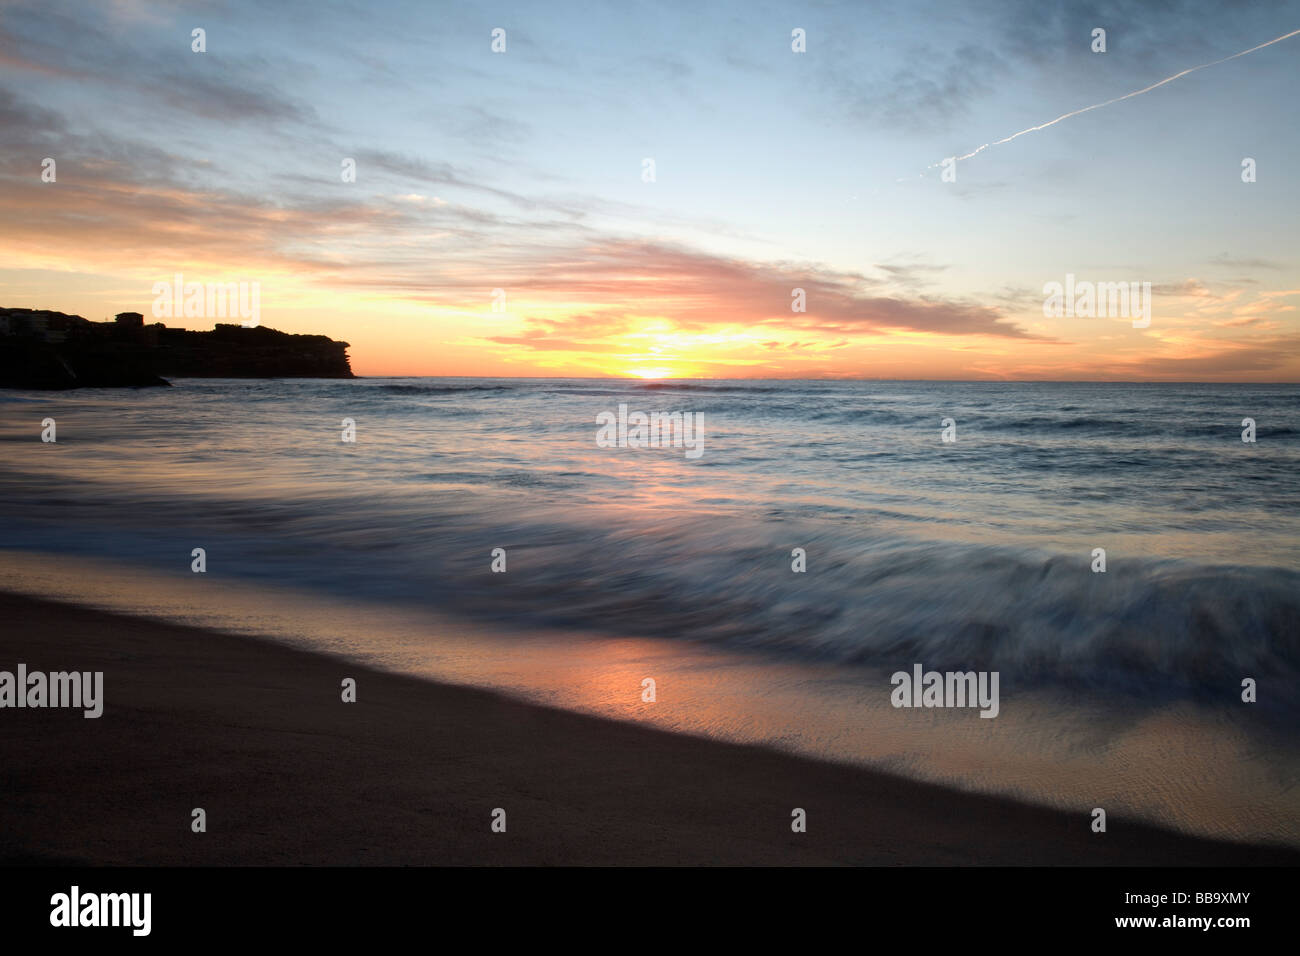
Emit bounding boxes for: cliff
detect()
[0,309,354,389]
[153,324,354,379]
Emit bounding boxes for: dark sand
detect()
[1,592,1295,866]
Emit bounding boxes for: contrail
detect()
[929,27,1300,169]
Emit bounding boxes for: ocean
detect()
[2,378,1298,844]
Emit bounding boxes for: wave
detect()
[4,377,1297,713]
[5,490,1295,710]
[992,416,1148,433]
[368,383,515,395]
[632,382,748,391]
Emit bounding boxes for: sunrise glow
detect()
[1,3,1297,381]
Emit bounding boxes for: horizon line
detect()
[347,374,1300,385]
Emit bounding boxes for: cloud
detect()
[822,39,1009,134]
[1152,279,1217,298]
[1117,335,1300,376]
[0,5,316,125]
[0,79,1042,354]
[478,240,1038,352]
[874,259,949,291]
[1209,253,1287,270]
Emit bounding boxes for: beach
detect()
[2,591,1295,867]
[5,0,1300,920]
[2,378,1299,861]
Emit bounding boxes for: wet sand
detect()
[0,591,1295,866]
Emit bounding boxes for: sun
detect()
[628,367,674,379]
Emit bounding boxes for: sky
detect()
[1,0,1298,380]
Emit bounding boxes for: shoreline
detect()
[1,592,1297,866]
